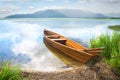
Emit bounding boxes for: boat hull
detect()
[44,37,92,63]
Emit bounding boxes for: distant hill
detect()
[5,9,108,18]
[107,13,120,18]
[57,9,107,18]
[6,10,67,18]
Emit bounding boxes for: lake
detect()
[0,18,120,72]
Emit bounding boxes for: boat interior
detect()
[47,34,67,45]
[44,30,87,50]
[44,30,67,45]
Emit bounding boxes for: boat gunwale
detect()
[44,30,87,48]
[44,35,93,57]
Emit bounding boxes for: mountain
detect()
[6,10,67,18]
[5,9,107,18]
[57,9,107,18]
[107,13,120,18]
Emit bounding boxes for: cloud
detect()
[28,6,42,13]
[3,0,16,1]
[64,0,69,3]
[78,0,89,3]
[0,6,20,12]
[0,0,120,17]
[0,10,12,12]
[90,0,120,3]
[0,0,55,3]
[1,0,120,4]
[64,0,90,3]
[45,0,54,2]
[29,6,35,9]
[28,6,66,12]
[0,6,20,18]
[0,10,13,18]
[0,20,43,56]
[104,0,120,4]
[0,20,69,71]
[0,0,21,2]
[7,6,20,11]
[76,0,120,3]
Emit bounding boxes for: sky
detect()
[0,0,120,18]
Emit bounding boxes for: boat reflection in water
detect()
[44,39,84,68]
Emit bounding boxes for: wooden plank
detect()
[52,38,67,45]
[47,35,60,39]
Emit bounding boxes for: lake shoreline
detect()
[21,61,120,80]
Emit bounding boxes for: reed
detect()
[90,32,120,74]
[0,62,22,80]
[90,33,112,59]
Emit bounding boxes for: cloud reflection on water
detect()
[0,19,118,71]
[0,20,70,71]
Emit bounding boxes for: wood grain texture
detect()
[44,29,102,63]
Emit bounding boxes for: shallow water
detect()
[0,18,120,71]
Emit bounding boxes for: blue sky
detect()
[0,0,120,18]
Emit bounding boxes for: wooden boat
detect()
[44,29,103,63]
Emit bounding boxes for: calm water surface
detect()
[0,18,120,71]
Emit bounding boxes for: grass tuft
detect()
[90,32,120,74]
[0,62,22,80]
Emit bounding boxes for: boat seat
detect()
[47,35,60,39]
[52,38,67,45]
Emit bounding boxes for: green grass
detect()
[0,62,22,80]
[90,32,120,74]
[108,25,120,31]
